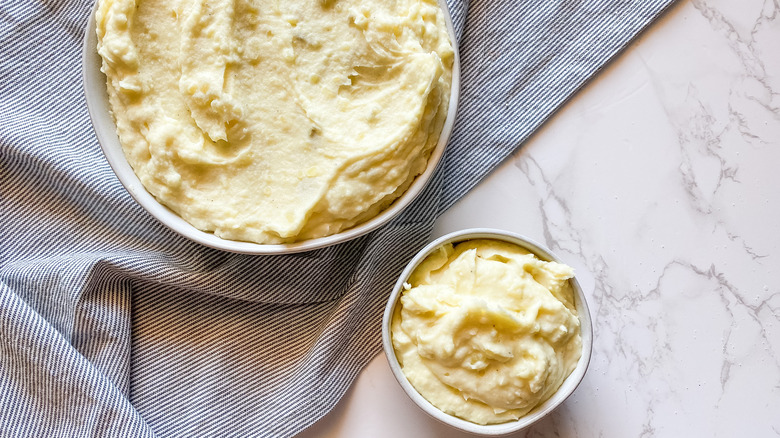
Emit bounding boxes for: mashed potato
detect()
[96,0,453,243]
[391,239,582,425]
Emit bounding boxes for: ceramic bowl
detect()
[382,228,593,435]
[81,1,460,254]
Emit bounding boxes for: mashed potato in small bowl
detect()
[82,0,459,254]
[382,228,593,435]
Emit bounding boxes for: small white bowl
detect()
[382,228,593,435]
[81,0,460,255]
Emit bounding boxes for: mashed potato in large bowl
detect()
[94,0,454,244]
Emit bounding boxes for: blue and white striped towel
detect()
[0,0,676,436]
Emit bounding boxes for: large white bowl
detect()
[382,228,593,435]
[82,1,460,254]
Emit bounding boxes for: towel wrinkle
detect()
[0,0,678,436]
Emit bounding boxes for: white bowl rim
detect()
[381,228,594,436]
[81,0,461,255]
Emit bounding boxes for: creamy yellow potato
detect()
[391,239,582,425]
[96,0,452,243]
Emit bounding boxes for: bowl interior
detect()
[82,0,461,255]
[382,228,593,435]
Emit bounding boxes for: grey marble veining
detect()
[300,0,780,435]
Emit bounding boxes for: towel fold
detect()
[0,0,676,436]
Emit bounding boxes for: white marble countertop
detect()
[299,0,780,435]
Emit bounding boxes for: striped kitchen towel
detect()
[0,0,676,436]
